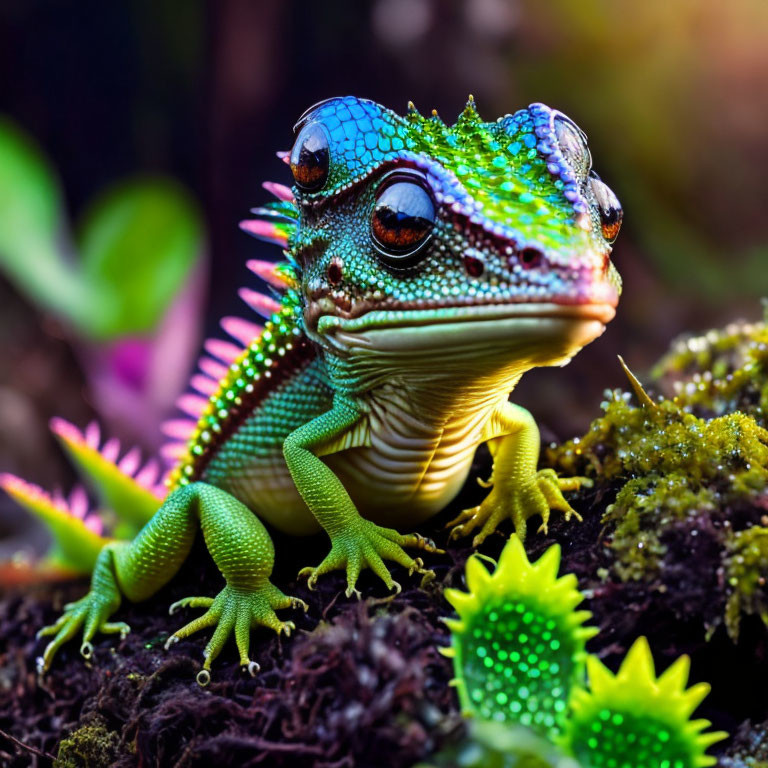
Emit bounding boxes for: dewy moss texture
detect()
[547,306,768,639]
[653,301,768,424]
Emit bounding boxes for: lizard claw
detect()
[298,566,319,591]
[449,468,586,544]
[166,583,303,682]
[300,518,439,597]
[290,597,309,612]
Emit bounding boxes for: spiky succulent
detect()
[443,537,597,738]
[565,638,728,768]
[443,538,727,767]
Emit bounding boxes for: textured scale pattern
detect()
[290,96,620,348]
[201,356,333,522]
[297,95,603,257]
[165,289,312,489]
[2,94,627,681]
[443,537,597,738]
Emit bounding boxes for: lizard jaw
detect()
[316,301,616,335]
[314,301,615,374]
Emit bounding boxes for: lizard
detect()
[0,95,623,685]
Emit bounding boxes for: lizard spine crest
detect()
[163,182,310,489]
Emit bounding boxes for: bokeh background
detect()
[1,0,767,561]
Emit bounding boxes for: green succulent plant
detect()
[443,537,597,739]
[443,538,727,768]
[567,637,727,768]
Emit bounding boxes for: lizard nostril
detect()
[327,259,343,285]
[518,247,544,269]
[463,253,485,278]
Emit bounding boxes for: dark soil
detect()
[1,450,766,767]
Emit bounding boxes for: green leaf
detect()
[0,118,87,321]
[76,176,203,338]
[0,120,204,339]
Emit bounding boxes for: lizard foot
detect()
[298,518,443,598]
[165,582,307,685]
[36,591,128,674]
[447,469,591,546]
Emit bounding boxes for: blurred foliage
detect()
[0,117,202,340]
[416,720,582,768]
[512,0,768,302]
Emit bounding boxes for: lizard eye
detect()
[590,173,623,243]
[290,122,330,191]
[371,172,436,265]
[554,112,591,181]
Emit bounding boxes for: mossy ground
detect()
[3,310,768,766]
[1,468,764,767]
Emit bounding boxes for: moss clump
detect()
[653,300,768,424]
[724,526,768,641]
[605,474,717,581]
[549,388,768,583]
[53,714,124,768]
[546,305,768,639]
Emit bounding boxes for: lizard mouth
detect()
[305,263,620,332]
[316,301,616,335]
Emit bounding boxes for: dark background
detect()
[1,0,767,524]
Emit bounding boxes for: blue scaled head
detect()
[282,96,623,378]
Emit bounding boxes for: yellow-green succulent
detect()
[443,537,597,738]
[566,638,727,768]
[443,538,727,768]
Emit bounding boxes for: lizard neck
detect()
[368,367,523,430]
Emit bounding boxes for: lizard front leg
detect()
[447,401,591,545]
[283,396,440,597]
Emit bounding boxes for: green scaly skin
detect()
[15,96,623,682]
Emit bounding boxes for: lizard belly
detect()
[326,442,477,528]
[324,404,484,528]
[205,431,476,535]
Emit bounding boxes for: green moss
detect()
[549,387,768,582]
[653,300,768,424]
[605,475,716,581]
[724,526,768,641]
[54,714,124,768]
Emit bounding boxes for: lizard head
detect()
[286,96,622,381]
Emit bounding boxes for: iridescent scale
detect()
[299,95,596,256]
[166,290,309,490]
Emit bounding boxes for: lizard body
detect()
[1,96,622,682]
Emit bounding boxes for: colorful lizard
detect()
[1,96,622,683]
